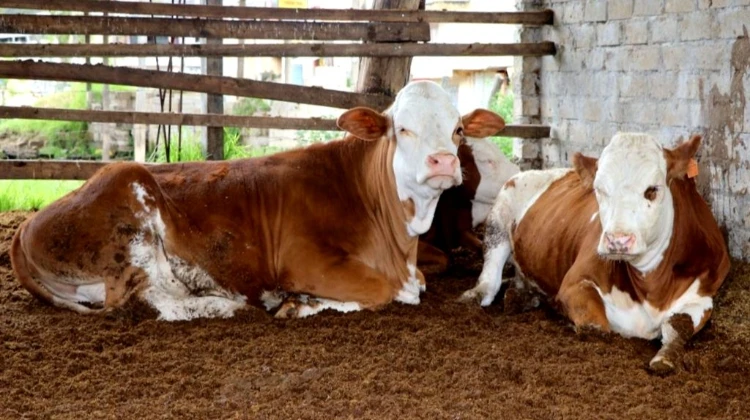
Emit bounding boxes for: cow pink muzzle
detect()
[426,152,459,178]
[603,232,636,254]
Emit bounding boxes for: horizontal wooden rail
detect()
[0,160,126,180]
[0,60,393,110]
[0,106,549,138]
[2,0,555,25]
[0,106,550,138]
[499,124,550,138]
[0,106,340,131]
[0,15,430,41]
[0,42,557,58]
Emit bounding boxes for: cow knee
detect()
[558,281,610,332]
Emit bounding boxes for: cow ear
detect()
[461,109,506,138]
[337,107,388,141]
[664,134,702,180]
[573,152,598,190]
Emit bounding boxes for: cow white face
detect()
[574,133,701,272]
[337,81,505,236]
[467,137,520,227]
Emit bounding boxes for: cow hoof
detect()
[274,302,299,319]
[457,289,481,305]
[574,324,609,341]
[648,356,676,376]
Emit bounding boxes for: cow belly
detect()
[591,279,712,340]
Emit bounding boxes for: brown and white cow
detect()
[10,81,506,320]
[460,133,730,372]
[418,137,519,273]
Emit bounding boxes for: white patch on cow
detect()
[75,283,106,303]
[590,212,599,223]
[468,137,520,227]
[592,278,711,340]
[129,208,246,321]
[461,240,511,306]
[395,265,422,305]
[403,195,440,237]
[407,262,425,292]
[294,298,362,318]
[389,81,463,236]
[33,266,106,308]
[594,133,675,271]
[462,168,571,306]
[260,290,285,311]
[130,182,152,213]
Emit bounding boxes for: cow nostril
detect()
[427,156,440,166]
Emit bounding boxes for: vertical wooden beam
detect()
[101,2,111,161]
[206,0,224,160]
[236,0,245,80]
[356,0,423,100]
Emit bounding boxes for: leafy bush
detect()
[488,91,515,158]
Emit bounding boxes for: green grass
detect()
[0,180,83,212]
[489,91,515,158]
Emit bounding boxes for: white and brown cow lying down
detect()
[418,137,519,273]
[10,81,506,321]
[461,133,730,373]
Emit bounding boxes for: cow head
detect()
[337,80,505,236]
[466,137,519,227]
[574,133,701,271]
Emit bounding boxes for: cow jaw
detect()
[590,133,675,272]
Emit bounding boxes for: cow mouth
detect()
[598,252,637,262]
[425,174,461,190]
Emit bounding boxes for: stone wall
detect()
[515,0,750,260]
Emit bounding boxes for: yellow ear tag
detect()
[687,159,699,178]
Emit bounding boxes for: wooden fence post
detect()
[356,0,423,101]
[205,0,224,160]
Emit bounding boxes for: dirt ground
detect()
[1,211,749,419]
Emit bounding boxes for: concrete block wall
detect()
[515,0,750,260]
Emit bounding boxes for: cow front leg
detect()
[557,279,611,336]
[416,240,449,275]
[459,219,512,306]
[649,307,712,374]
[277,258,394,318]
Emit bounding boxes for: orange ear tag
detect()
[687,159,699,178]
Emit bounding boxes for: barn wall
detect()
[515,0,750,260]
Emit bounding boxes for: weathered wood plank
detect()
[0,106,549,137]
[0,15,430,41]
[0,42,557,58]
[0,106,341,130]
[0,160,117,180]
[2,0,555,25]
[0,60,393,110]
[499,124,550,138]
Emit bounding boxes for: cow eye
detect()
[644,186,658,201]
[456,127,464,136]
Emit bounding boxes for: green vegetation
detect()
[0,180,83,212]
[0,83,137,159]
[147,127,284,163]
[488,91,515,158]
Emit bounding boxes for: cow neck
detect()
[358,135,414,273]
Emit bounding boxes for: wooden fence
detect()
[0,0,555,180]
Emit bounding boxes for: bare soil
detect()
[1,211,749,419]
